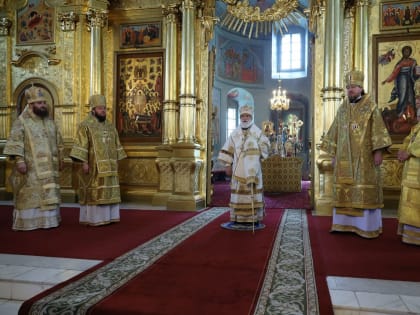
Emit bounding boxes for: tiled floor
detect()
[0,254,101,315]
[328,276,420,315]
[0,201,164,315]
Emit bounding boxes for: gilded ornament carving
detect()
[11,49,60,67]
[57,105,76,141]
[157,160,173,191]
[200,15,219,46]
[0,107,9,139]
[0,38,6,105]
[58,11,79,32]
[343,17,353,76]
[162,3,180,19]
[86,9,108,31]
[119,159,158,185]
[109,0,167,9]
[0,17,12,36]
[172,160,202,194]
[221,0,302,38]
[305,0,325,36]
[381,160,403,187]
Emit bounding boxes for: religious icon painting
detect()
[115,50,164,143]
[16,0,55,45]
[119,22,162,49]
[379,0,420,32]
[373,33,420,141]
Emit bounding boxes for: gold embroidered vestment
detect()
[70,115,127,205]
[3,106,63,211]
[321,95,392,210]
[398,123,420,228]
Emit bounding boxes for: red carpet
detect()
[88,209,284,315]
[211,180,311,209]
[307,213,420,315]
[0,206,198,261]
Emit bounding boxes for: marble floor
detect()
[328,276,420,315]
[0,254,101,315]
[0,202,419,315]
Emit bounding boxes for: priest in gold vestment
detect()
[397,107,420,245]
[321,70,392,238]
[3,86,64,231]
[70,95,127,226]
[218,104,270,231]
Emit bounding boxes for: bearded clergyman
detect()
[70,94,127,226]
[218,103,270,231]
[320,70,392,238]
[3,86,64,231]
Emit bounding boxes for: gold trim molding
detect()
[0,17,12,36]
[11,49,61,67]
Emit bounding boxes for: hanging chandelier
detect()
[220,0,301,38]
[270,80,290,111]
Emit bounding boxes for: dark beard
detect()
[94,112,106,122]
[349,96,362,103]
[33,107,49,118]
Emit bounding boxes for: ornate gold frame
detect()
[379,0,420,32]
[115,50,164,143]
[16,0,55,45]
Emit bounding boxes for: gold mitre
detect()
[89,94,106,108]
[25,86,47,104]
[239,104,254,116]
[345,70,364,87]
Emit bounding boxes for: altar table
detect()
[261,156,303,192]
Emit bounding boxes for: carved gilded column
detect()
[153,4,180,206]
[0,12,13,200]
[353,0,370,88]
[163,4,179,146]
[178,0,196,143]
[167,0,204,211]
[315,0,344,215]
[86,8,108,96]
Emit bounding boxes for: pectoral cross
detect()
[102,131,109,143]
[350,122,359,131]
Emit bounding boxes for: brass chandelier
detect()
[220,0,301,38]
[270,80,290,111]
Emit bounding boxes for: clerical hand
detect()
[225,165,232,177]
[16,161,27,174]
[82,162,89,174]
[397,150,410,162]
[373,150,383,166]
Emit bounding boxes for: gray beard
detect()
[240,121,253,129]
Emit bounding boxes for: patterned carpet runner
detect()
[254,209,319,315]
[27,207,228,315]
[25,208,318,315]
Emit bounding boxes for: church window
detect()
[272,25,308,79]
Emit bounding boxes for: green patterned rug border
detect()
[254,209,320,315]
[28,207,229,315]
